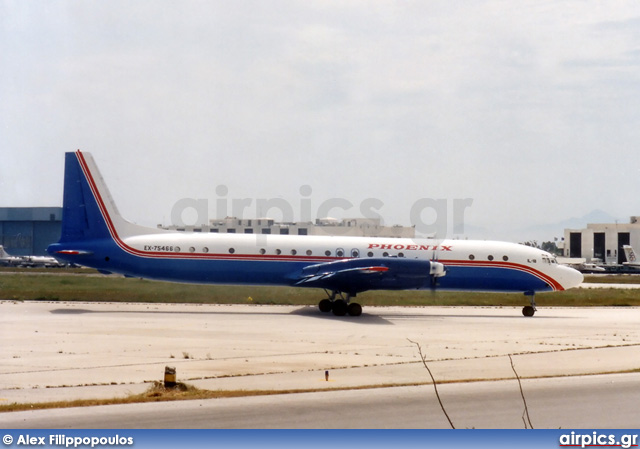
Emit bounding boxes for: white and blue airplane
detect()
[48,151,583,317]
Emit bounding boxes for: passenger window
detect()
[367,251,374,257]
[351,248,360,257]
[469,254,475,260]
[503,255,509,261]
[336,248,344,257]
[325,250,331,256]
[306,250,312,256]
[488,255,494,261]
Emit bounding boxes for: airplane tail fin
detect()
[57,150,161,245]
[623,245,637,264]
[0,245,9,258]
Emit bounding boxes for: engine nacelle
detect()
[430,261,446,278]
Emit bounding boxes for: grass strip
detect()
[2,271,640,307]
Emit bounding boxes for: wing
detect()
[290,257,443,295]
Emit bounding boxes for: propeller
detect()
[429,237,447,290]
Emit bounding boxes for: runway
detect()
[2,300,640,428]
[579,282,640,289]
[3,373,640,428]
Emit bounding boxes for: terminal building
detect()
[0,207,62,256]
[159,217,415,239]
[563,216,640,265]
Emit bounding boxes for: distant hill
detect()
[457,210,623,243]
[514,209,621,243]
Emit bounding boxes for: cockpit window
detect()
[541,254,557,264]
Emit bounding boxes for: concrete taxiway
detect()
[2,300,640,408]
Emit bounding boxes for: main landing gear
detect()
[522,292,537,317]
[318,290,362,317]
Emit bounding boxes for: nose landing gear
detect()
[522,292,537,317]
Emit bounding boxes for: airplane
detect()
[622,245,640,268]
[557,257,607,274]
[0,245,23,266]
[575,262,607,274]
[0,245,66,268]
[47,151,584,317]
[18,254,67,268]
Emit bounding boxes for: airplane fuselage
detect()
[54,231,573,294]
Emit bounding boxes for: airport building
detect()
[563,216,640,264]
[159,217,416,238]
[0,207,62,256]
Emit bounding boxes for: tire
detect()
[319,299,332,313]
[522,306,535,317]
[347,303,362,317]
[332,300,348,316]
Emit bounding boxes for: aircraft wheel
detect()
[332,300,348,316]
[522,306,535,317]
[347,303,362,317]
[319,299,332,313]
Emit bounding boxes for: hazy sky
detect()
[2,1,639,241]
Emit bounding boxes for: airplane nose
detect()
[558,265,584,290]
